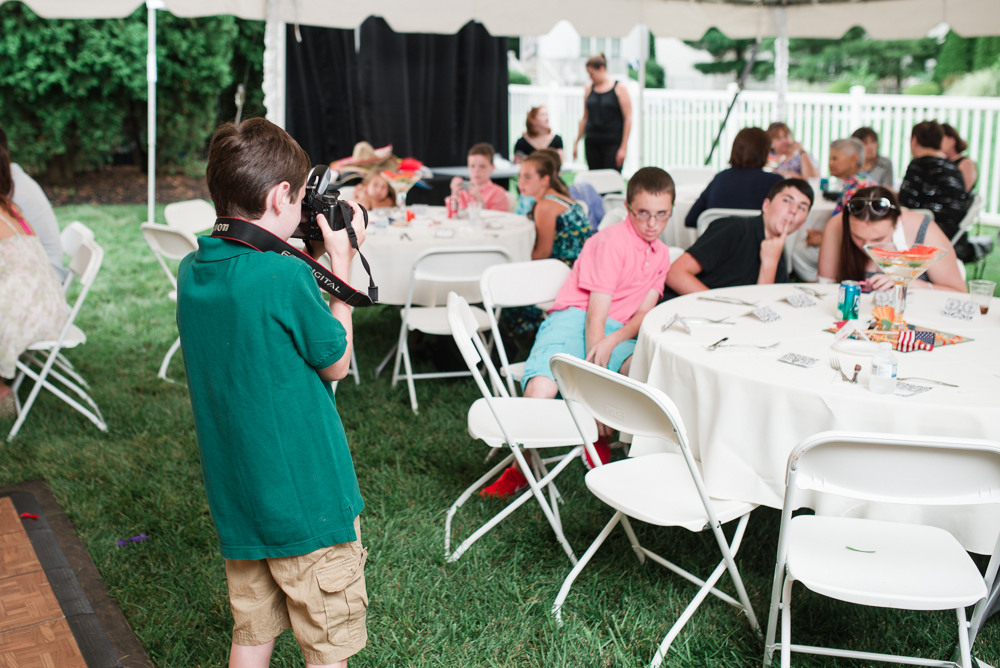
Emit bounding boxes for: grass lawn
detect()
[2,204,998,667]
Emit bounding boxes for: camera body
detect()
[293,165,368,241]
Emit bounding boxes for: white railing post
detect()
[849,85,866,134]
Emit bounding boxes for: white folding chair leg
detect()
[780,575,793,668]
[374,343,397,379]
[619,515,646,565]
[158,336,181,383]
[511,445,579,565]
[445,451,515,559]
[53,353,89,389]
[401,338,419,413]
[8,354,107,440]
[38,364,103,420]
[350,347,360,385]
[553,510,625,624]
[958,607,973,668]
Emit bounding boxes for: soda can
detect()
[820,177,829,192]
[838,281,861,320]
[445,196,458,219]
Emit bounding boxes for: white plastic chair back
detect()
[550,353,691,455]
[787,432,1000,508]
[480,259,572,394]
[696,208,759,237]
[338,185,356,201]
[668,246,684,264]
[573,169,625,195]
[60,222,95,291]
[408,246,511,304]
[447,292,511,405]
[958,259,967,281]
[598,208,627,231]
[953,193,983,245]
[141,223,198,291]
[602,193,626,213]
[664,166,716,187]
[163,199,216,236]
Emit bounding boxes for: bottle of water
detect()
[869,342,898,395]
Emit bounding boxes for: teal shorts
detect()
[521,307,636,392]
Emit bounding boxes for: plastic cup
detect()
[968,279,996,315]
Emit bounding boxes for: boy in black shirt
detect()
[664,179,813,300]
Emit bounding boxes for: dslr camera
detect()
[293,165,368,241]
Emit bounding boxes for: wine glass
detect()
[382,170,423,210]
[862,242,948,330]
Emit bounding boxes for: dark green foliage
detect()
[904,82,941,95]
[934,31,972,84]
[509,70,531,85]
[972,36,1000,71]
[0,3,258,180]
[0,3,147,181]
[685,28,770,80]
[627,60,665,88]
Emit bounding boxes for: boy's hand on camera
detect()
[317,203,366,275]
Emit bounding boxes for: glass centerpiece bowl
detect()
[862,243,948,330]
[382,170,424,209]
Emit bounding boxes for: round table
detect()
[629,283,1000,554]
[348,206,536,305]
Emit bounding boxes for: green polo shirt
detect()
[176,236,363,560]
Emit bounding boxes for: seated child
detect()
[450,143,509,212]
[663,178,813,301]
[480,167,676,498]
[353,171,396,210]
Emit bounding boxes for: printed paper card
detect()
[778,353,819,368]
[943,297,977,321]
[894,382,933,397]
[786,294,816,308]
[752,306,781,323]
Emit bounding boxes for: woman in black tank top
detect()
[573,54,631,172]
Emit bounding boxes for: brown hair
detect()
[911,121,943,150]
[360,171,396,202]
[627,167,675,205]
[586,54,607,70]
[941,123,968,154]
[839,186,901,282]
[852,126,879,145]
[766,178,814,208]
[525,106,550,138]
[206,118,311,220]
[729,127,771,169]
[0,144,14,219]
[767,122,791,139]
[468,142,495,163]
[523,152,571,219]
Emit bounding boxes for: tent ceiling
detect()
[6,0,1000,39]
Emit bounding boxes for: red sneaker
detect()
[582,436,612,470]
[479,466,528,500]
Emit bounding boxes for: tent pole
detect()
[146,1,163,224]
[637,25,647,171]
[774,5,789,122]
[263,0,287,129]
[705,38,760,166]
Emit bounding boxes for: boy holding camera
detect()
[449,142,509,212]
[176,118,368,668]
[480,167,675,498]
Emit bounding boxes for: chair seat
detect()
[500,362,525,381]
[26,325,86,350]
[786,515,988,611]
[469,397,598,449]
[585,453,756,532]
[408,305,490,335]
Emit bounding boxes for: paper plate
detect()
[831,338,881,356]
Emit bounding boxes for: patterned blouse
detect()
[833,171,879,217]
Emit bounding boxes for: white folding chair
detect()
[8,234,106,441]
[140,223,199,382]
[548,354,760,668]
[163,199,216,237]
[391,247,511,413]
[598,208,627,231]
[59,222,95,293]
[695,208,759,237]
[668,246,685,265]
[763,431,1000,668]
[573,169,625,195]
[444,293,598,564]
[602,192,626,214]
[953,193,983,246]
[480,259,572,396]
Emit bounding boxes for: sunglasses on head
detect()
[847,197,898,217]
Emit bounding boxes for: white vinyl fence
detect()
[510,84,1000,219]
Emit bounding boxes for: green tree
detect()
[972,36,1000,70]
[0,4,146,182]
[217,20,265,128]
[685,28,770,80]
[934,31,972,85]
[628,31,665,88]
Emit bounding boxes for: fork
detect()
[697,295,759,307]
[830,357,850,382]
[716,342,780,349]
[898,377,958,387]
[680,315,734,324]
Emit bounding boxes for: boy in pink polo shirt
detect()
[481,167,676,498]
[450,143,510,212]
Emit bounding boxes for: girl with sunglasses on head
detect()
[816,186,966,293]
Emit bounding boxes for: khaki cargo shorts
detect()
[225,516,368,665]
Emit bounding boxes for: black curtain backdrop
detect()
[285,17,508,169]
[285,24,363,166]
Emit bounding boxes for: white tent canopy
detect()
[5,0,1000,221]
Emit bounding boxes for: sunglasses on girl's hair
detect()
[847,197,898,217]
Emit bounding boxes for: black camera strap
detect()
[210,217,378,307]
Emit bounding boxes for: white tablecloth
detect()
[629,283,1000,553]
[348,207,536,305]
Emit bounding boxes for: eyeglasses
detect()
[847,197,898,217]
[628,206,672,223]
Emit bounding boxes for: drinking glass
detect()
[969,279,996,315]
